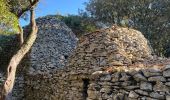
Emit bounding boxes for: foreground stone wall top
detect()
[87,64,170,100]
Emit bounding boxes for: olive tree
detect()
[0,0,39,99]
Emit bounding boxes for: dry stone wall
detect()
[0,35,19,71]
[87,65,170,100]
[24,68,85,100]
[23,64,170,100]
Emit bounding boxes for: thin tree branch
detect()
[18,24,24,46]
[17,0,39,18]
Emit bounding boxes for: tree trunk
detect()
[18,24,24,46]
[0,8,38,100]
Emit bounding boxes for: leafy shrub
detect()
[56,14,97,37]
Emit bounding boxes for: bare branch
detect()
[17,0,39,18]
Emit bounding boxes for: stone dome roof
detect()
[28,15,78,74]
[67,26,152,73]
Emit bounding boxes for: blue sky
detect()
[20,0,88,26]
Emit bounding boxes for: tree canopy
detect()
[0,0,38,35]
[85,0,170,56]
[0,0,19,34]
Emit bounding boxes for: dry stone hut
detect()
[65,26,170,100]
[22,25,170,100]
[11,15,78,99]
[0,14,166,100]
[28,15,78,73]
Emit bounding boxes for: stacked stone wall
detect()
[87,66,170,100]
[23,64,170,100]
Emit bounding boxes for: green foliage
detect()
[0,0,19,34]
[85,0,170,57]
[0,0,31,35]
[56,14,64,20]
[63,15,81,27]
[8,0,30,18]
[56,14,97,37]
